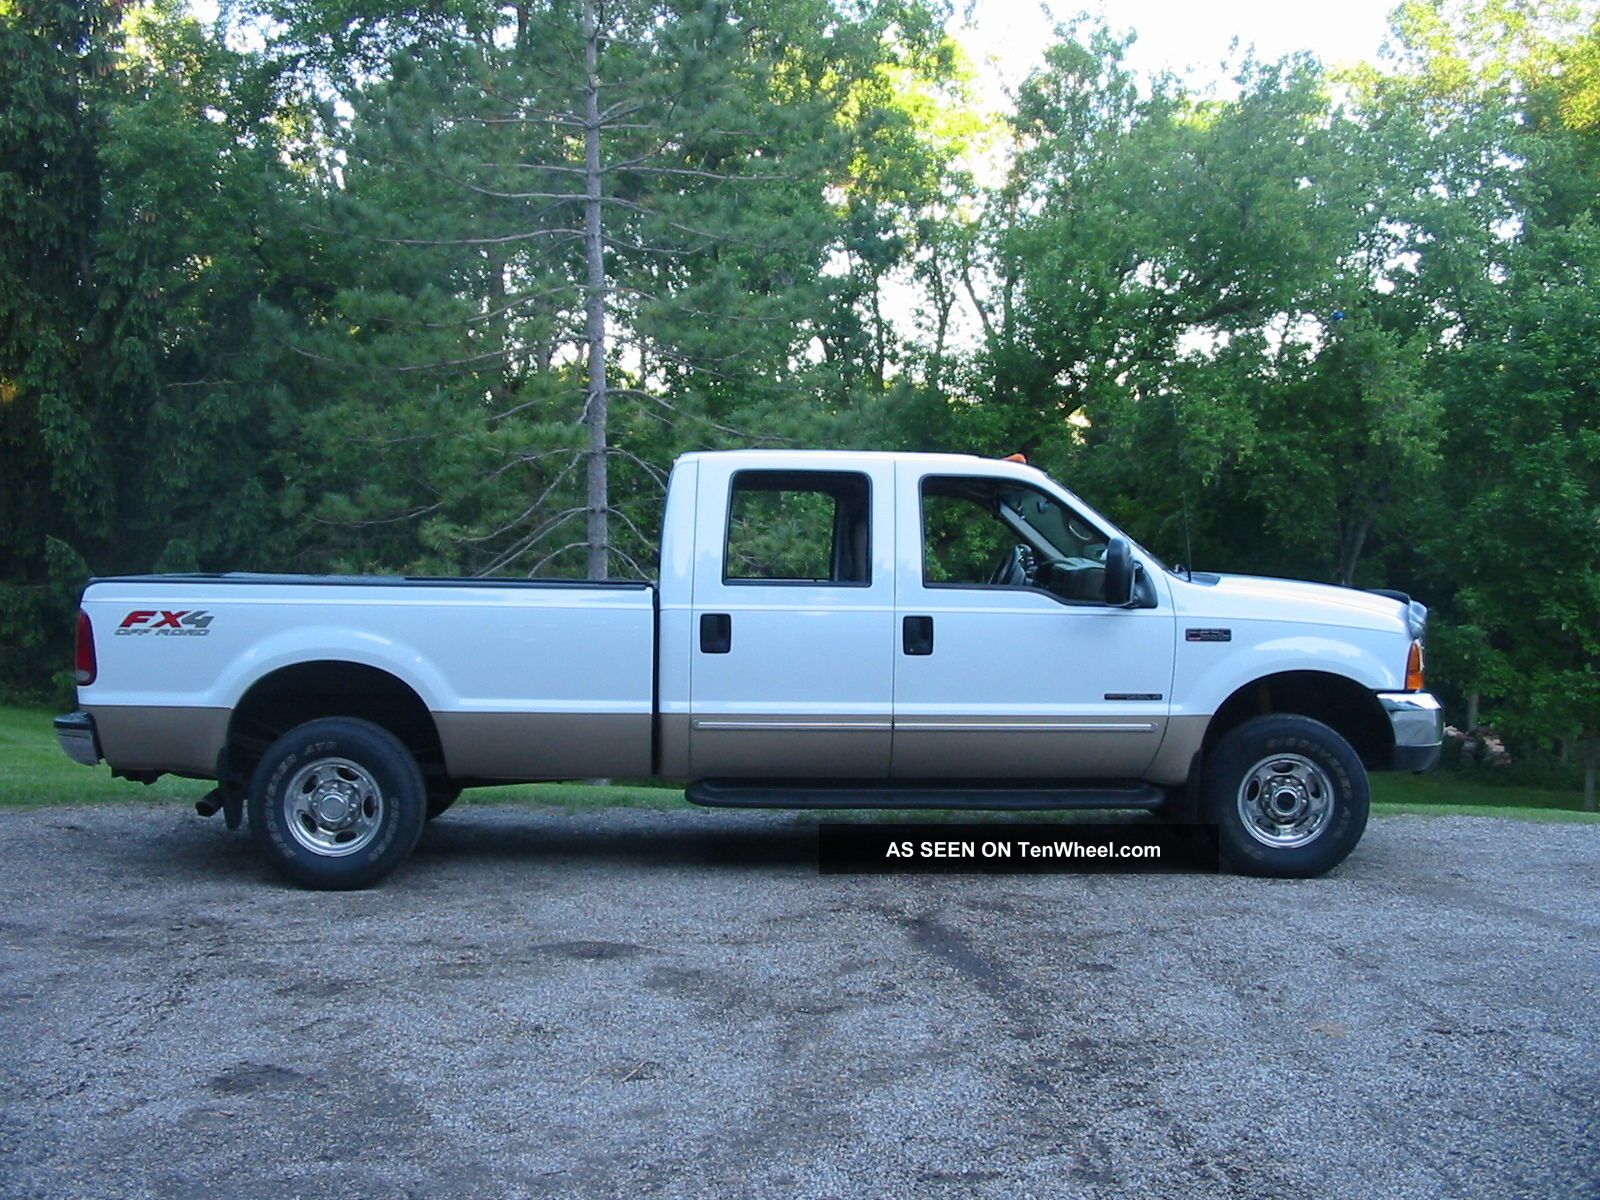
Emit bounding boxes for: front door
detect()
[688,457,896,779]
[891,463,1175,779]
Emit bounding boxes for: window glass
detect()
[997,486,1107,562]
[724,471,871,584]
[922,493,1008,585]
[921,475,1112,602]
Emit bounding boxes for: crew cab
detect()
[55,450,1442,887]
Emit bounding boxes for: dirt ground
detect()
[1,803,1596,1199]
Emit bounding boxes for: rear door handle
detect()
[700,613,732,654]
[903,615,933,656]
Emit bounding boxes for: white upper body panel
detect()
[79,578,656,716]
[656,458,699,725]
[1165,572,1410,716]
[80,448,1416,742]
[670,450,1413,711]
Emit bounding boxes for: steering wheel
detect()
[989,544,1033,587]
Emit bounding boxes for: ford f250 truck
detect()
[55,450,1442,888]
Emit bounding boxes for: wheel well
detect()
[225,662,445,790]
[1203,671,1393,769]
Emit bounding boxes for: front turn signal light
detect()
[1405,639,1425,691]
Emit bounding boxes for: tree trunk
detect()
[870,280,887,391]
[582,0,609,582]
[1585,735,1597,814]
[486,246,508,407]
[1334,514,1371,587]
[1466,689,1479,731]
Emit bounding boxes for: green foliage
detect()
[0,0,308,695]
[1429,221,1600,756]
[725,488,839,582]
[236,0,963,579]
[0,0,1597,788]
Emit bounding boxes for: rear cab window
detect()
[723,470,872,586]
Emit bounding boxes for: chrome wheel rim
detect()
[284,757,384,857]
[1236,753,1335,849]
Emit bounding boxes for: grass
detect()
[0,705,686,812]
[3,704,1596,823]
[0,705,214,809]
[1365,800,1600,824]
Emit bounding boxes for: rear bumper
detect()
[54,712,102,767]
[1377,692,1443,773]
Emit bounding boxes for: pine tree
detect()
[253,0,954,580]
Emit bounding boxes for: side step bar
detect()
[687,779,1167,811]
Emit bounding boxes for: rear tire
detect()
[248,717,426,890]
[1203,714,1369,878]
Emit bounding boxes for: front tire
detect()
[248,717,427,890]
[425,788,461,821]
[1203,714,1369,878]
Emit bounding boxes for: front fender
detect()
[1174,629,1404,721]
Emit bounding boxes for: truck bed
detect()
[77,573,658,782]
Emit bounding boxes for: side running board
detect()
[686,779,1167,811]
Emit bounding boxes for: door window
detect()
[921,475,1113,603]
[724,470,872,585]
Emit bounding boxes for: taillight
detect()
[75,610,97,687]
[1405,639,1425,691]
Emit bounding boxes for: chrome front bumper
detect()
[1377,692,1444,772]
[54,712,102,767]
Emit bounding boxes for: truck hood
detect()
[1190,572,1412,632]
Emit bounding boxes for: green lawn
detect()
[3,704,1595,822]
[0,705,683,812]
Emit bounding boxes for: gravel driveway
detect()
[1,803,1596,1200]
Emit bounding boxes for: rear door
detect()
[688,458,895,779]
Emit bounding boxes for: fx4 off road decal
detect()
[115,610,214,637]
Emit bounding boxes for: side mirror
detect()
[1103,538,1134,606]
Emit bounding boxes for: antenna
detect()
[1166,391,1195,581]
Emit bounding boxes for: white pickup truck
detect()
[55,449,1441,887]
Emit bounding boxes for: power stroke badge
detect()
[116,610,215,637]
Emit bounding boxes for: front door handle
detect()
[700,612,732,654]
[903,615,933,656]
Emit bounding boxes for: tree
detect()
[1348,0,1600,800]
[951,26,1444,592]
[247,0,956,581]
[0,0,300,697]
[1427,222,1600,808]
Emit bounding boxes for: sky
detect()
[955,0,1401,100]
[911,0,1403,349]
[188,0,1409,353]
[193,0,1404,92]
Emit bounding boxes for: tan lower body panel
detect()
[88,705,230,777]
[1142,714,1209,786]
[435,711,652,781]
[890,716,1168,780]
[676,714,892,779]
[671,712,1177,782]
[656,713,691,781]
